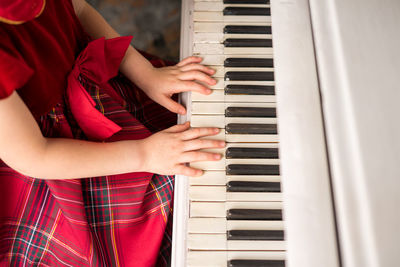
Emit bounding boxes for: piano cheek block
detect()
[228,260,285,267]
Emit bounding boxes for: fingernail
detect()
[214,128,220,133]
[206,89,212,94]
[180,108,186,114]
[214,154,222,160]
[219,141,226,147]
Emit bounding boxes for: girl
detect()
[0,0,223,266]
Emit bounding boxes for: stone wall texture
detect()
[88,0,181,61]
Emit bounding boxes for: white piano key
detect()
[192,91,276,103]
[194,2,270,12]
[201,54,273,65]
[192,90,223,101]
[224,94,276,103]
[191,158,279,171]
[189,186,282,202]
[194,22,270,33]
[193,43,273,55]
[226,134,279,143]
[190,171,228,185]
[188,234,285,251]
[190,201,283,218]
[194,33,272,43]
[188,218,284,234]
[194,32,224,43]
[194,1,224,11]
[191,115,277,128]
[189,171,281,186]
[192,102,276,114]
[194,43,224,54]
[187,251,285,267]
[193,128,279,143]
[194,12,271,23]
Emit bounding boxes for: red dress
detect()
[0,0,175,266]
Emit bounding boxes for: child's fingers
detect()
[176,56,203,67]
[161,97,187,115]
[176,81,212,95]
[179,63,215,75]
[175,165,203,177]
[183,139,225,151]
[181,127,220,140]
[178,70,216,86]
[164,121,190,133]
[178,151,222,164]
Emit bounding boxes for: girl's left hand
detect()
[139,56,216,115]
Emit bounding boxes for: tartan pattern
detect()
[0,57,176,266]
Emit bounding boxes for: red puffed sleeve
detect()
[0,39,34,99]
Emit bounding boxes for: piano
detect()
[172,0,400,266]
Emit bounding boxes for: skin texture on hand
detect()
[138,56,216,115]
[140,122,225,177]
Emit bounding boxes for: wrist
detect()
[120,46,156,88]
[133,138,151,173]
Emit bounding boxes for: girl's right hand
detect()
[140,121,225,176]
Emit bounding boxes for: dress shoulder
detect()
[0,31,34,99]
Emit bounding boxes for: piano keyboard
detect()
[173,0,286,266]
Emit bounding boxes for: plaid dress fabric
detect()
[0,45,176,266]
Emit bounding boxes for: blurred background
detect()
[87,0,181,62]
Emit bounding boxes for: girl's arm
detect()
[0,92,223,179]
[72,0,216,115]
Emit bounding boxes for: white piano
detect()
[172,0,400,266]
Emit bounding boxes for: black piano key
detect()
[224,58,273,67]
[225,85,275,95]
[228,260,285,267]
[224,7,270,16]
[224,0,270,4]
[226,164,280,175]
[227,181,281,192]
[224,25,271,35]
[227,209,282,220]
[224,38,272,47]
[226,147,278,158]
[225,71,274,81]
[226,123,277,134]
[225,107,276,118]
[227,230,284,241]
